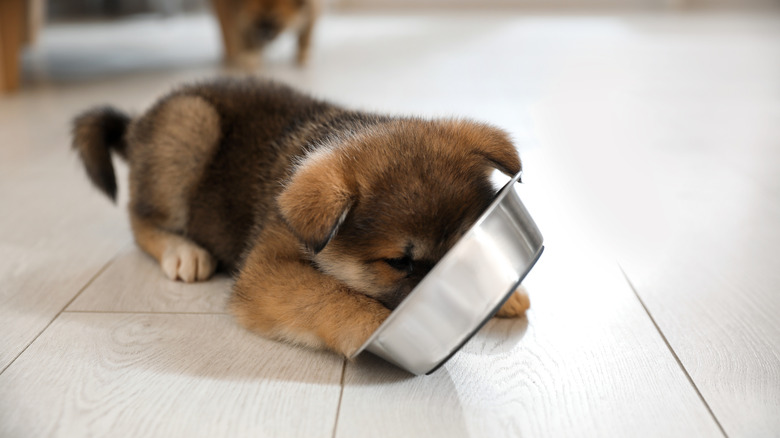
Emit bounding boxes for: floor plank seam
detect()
[331,359,348,438]
[619,265,730,438]
[0,247,122,376]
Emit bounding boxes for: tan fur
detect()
[442,119,522,176]
[127,95,220,231]
[230,221,390,356]
[276,148,355,251]
[131,213,216,282]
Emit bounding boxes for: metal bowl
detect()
[351,172,544,375]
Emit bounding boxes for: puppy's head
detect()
[278,119,521,309]
[237,0,310,48]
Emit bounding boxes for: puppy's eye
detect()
[383,256,413,272]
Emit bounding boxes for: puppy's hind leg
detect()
[127,94,220,283]
[131,213,216,283]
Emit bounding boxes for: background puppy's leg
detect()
[230,225,390,357]
[295,2,318,66]
[210,0,243,66]
[495,285,530,318]
[131,213,216,283]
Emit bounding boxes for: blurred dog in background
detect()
[210,0,319,68]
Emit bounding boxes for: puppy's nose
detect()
[255,18,281,41]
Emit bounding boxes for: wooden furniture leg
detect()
[0,0,26,93]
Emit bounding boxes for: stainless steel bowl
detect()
[351,172,544,375]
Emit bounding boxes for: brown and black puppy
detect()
[72,77,530,357]
[210,0,319,67]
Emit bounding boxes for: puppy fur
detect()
[210,0,319,67]
[72,77,530,357]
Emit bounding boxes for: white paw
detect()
[161,241,216,283]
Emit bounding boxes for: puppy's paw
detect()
[339,304,392,358]
[161,241,216,283]
[494,286,530,318]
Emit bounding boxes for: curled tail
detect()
[71,106,131,202]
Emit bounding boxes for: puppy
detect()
[71,77,530,357]
[210,0,319,67]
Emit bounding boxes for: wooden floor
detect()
[1,10,778,438]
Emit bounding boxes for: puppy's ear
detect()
[471,125,522,176]
[450,120,522,176]
[277,151,355,253]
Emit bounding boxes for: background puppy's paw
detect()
[494,286,530,318]
[161,241,216,283]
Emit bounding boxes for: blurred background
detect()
[1,0,778,93]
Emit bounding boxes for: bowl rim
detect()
[352,171,538,364]
[424,245,543,374]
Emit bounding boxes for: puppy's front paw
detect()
[339,303,391,358]
[495,287,530,318]
[161,241,216,283]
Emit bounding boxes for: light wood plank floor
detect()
[1,10,778,438]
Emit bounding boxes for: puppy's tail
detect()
[71,106,131,202]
